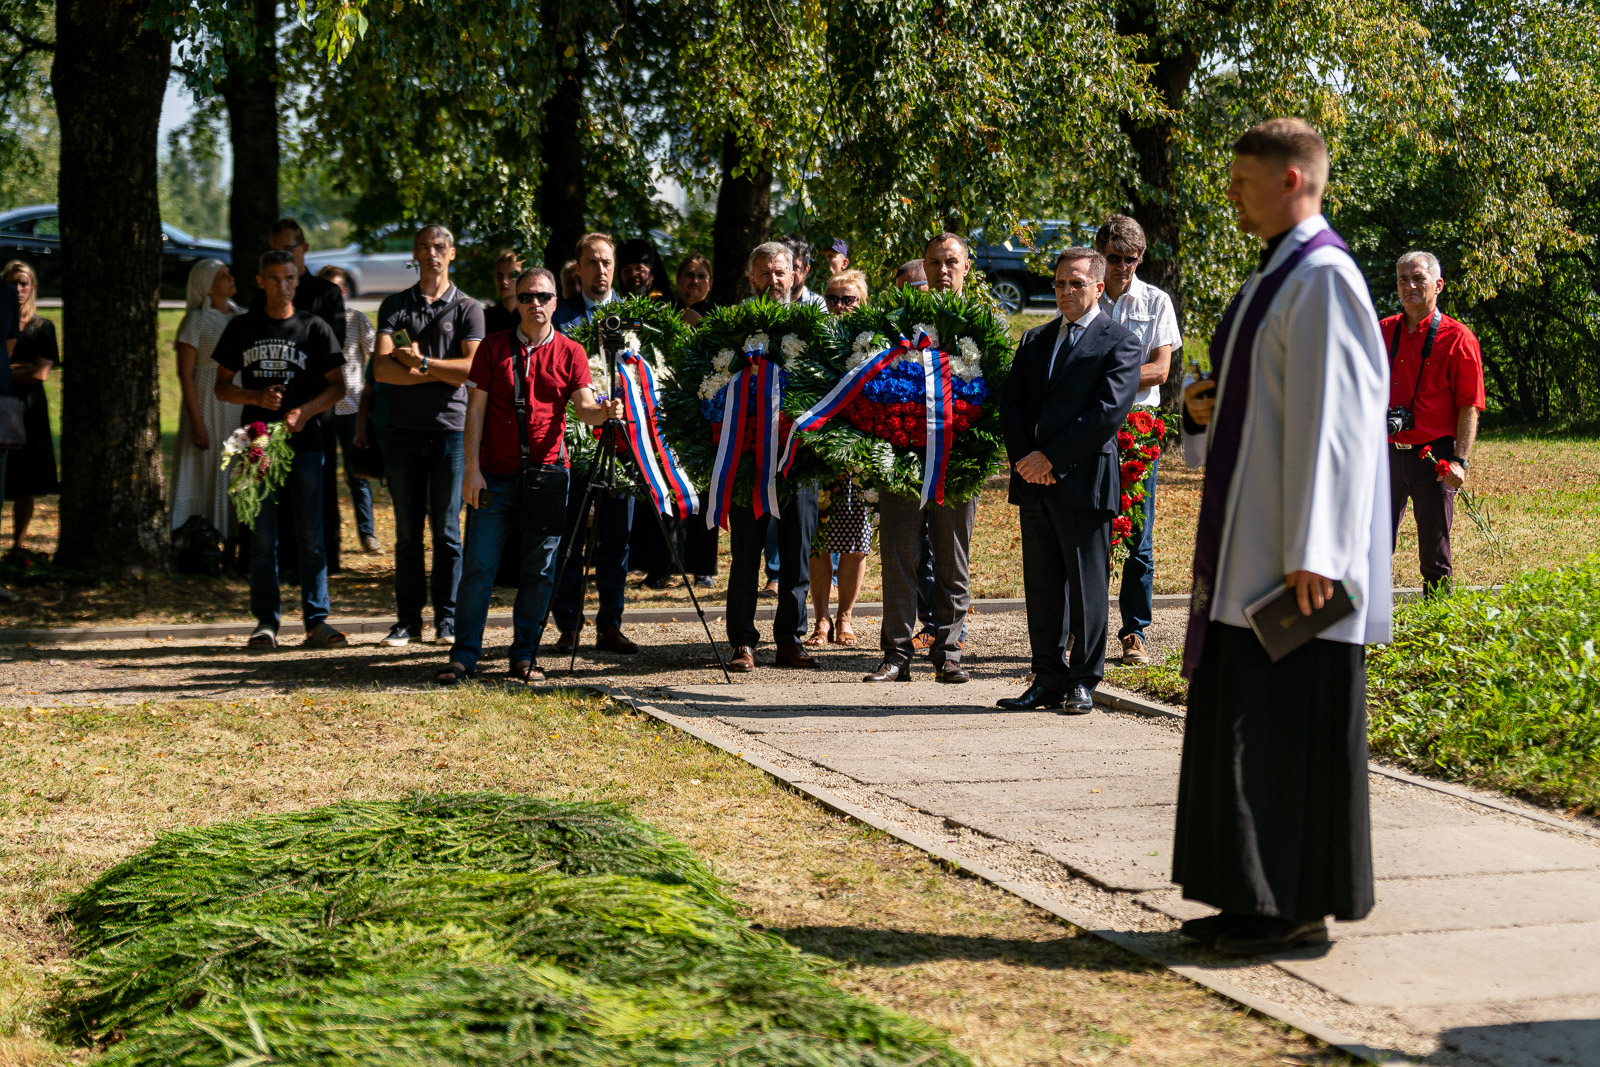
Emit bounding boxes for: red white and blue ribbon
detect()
[778,331,931,476]
[615,349,698,519]
[920,341,955,507]
[751,348,783,519]
[706,365,748,530]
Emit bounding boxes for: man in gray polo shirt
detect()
[372,224,486,646]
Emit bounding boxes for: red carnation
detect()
[1120,493,1132,511]
[1141,444,1161,460]
[248,421,268,438]
[1117,431,1135,450]
[1435,459,1452,478]
[1112,515,1133,536]
[1129,410,1155,434]
[891,430,910,447]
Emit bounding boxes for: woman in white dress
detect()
[168,259,241,537]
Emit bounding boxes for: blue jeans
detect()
[553,474,633,634]
[332,413,375,539]
[384,428,465,631]
[250,447,329,632]
[1119,455,1158,640]
[450,471,562,675]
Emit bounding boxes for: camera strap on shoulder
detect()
[511,333,568,467]
[1388,307,1441,415]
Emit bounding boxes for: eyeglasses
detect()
[517,291,557,305]
[1104,253,1140,266]
[1053,279,1098,292]
[824,293,860,307]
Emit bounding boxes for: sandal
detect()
[833,614,858,646]
[303,622,348,649]
[804,616,832,647]
[247,626,278,651]
[510,661,546,683]
[433,662,472,687]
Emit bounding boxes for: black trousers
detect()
[1389,440,1455,596]
[1017,493,1111,691]
[724,487,816,648]
[1173,622,1373,922]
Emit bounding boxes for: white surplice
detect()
[1186,214,1392,646]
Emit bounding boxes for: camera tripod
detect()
[539,314,730,682]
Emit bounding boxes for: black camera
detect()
[1387,407,1414,436]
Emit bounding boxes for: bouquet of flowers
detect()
[564,296,695,513]
[659,298,837,528]
[1111,407,1166,560]
[780,288,1012,505]
[219,420,294,527]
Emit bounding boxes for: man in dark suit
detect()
[998,247,1143,712]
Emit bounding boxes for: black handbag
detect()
[511,341,568,537]
[0,395,24,449]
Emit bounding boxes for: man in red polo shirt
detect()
[434,266,622,684]
[1384,250,1486,598]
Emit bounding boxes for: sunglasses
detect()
[824,293,860,307]
[1104,253,1140,266]
[516,291,557,305]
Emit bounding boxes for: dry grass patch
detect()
[0,689,1350,1066]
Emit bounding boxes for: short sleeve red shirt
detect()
[467,328,592,475]
[1381,311,1486,446]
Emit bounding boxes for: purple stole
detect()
[1181,227,1351,680]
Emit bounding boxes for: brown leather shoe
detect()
[863,659,912,682]
[595,627,639,654]
[553,630,579,655]
[1120,633,1151,665]
[774,643,818,668]
[934,662,970,683]
[729,645,756,672]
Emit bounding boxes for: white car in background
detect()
[303,226,419,296]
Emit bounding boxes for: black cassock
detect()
[1172,621,1375,922]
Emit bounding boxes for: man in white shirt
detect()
[1094,215,1180,665]
[1174,118,1390,955]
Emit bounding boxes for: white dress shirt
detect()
[1099,274,1181,408]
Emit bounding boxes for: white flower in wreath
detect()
[712,347,735,372]
[780,333,806,362]
[848,331,885,369]
[624,331,643,354]
[957,336,981,363]
[744,332,770,356]
[862,487,879,504]
[697,371,732,401]
[589,355,609,385]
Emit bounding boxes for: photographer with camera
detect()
[434,267,623,685]
[1383,251,1485,600]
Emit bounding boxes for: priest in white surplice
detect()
[1173,118,1392,956]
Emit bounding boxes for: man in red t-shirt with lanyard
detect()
[1383,251,1486,598]
[434,266,622,684]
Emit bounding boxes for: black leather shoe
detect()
[1060,684,1095,715]
[996,683,1063,710]
[934,663,970,684]
[1214,916,1329,956]
[863,659,912,682]
[554,630,579,655]
[1178,912,1249,947]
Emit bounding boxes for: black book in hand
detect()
[1243,580,1357,662]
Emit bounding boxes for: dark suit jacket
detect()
[553,294,601,336]
[999,313,1144,513]
[249,271,347,348]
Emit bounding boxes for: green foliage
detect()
[157,104,229,240]
[52,793,968,1066]
[0,1,55,211]
[824,288,1014,502]
[661,298,840,506]
[1368,560,1600,815]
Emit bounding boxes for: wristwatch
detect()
[1452,455,1469,469]
[421,353,430,373]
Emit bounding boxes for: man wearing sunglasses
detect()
[439,268,624,685]
[373,224,486,649]
[1094,215,1180,667]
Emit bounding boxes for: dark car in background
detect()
[0,204,231,299]
[971,219,1095,314]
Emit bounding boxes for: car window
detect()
[162,222,196,243]
[0,216,33,236]
[32,215,59,238]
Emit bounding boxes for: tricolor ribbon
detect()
[778,331,930,476]
[706,343,784,529]
[777,328,954,506]
[615,349,698,519]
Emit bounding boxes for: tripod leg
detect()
[649,503,732,684]
[567,486,607,675]
[536,475,602,674]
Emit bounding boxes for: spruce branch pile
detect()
[52,793,967,1067]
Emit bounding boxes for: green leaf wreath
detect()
[564,296,694,501]
[658,297,841,511]
[809,288,1014,504]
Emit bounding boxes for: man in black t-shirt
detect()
[482,249,522,337]
[372,224,486,647]
[214,251,347,651]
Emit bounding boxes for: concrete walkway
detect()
[643,677,1600,1067]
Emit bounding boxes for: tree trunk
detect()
[51,0,170,574]
[539,45,588,272]
[710,131,771,306]
[217,0,279,306]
